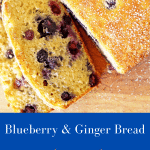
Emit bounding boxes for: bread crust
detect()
[61,0,150,74]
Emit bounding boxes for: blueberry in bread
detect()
[2,0,99,109]
[0,7,53,112]
[61,0,150,74]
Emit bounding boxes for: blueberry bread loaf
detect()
[2,0,99,109]
[0,9,53,112]
[61,0,150,74]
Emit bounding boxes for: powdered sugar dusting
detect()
[68,0,150,73]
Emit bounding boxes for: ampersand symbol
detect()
[62,124,71,134]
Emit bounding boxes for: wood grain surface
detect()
[0,19,150,113]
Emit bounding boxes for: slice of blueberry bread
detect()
[0,9,53,112]
[2,0,99,109]
[61,0,150,74]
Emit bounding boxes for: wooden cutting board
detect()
[0,19,150,113]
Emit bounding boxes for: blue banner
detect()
[0,113,149,150]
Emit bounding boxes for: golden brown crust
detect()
[61,0,150,74]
